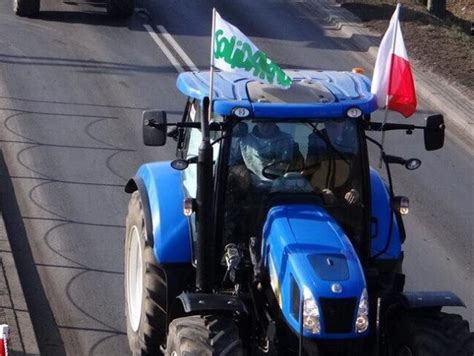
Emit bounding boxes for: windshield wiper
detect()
[305,121,350,165]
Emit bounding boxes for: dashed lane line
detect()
[143,24,184,73]
[156,25,198,72]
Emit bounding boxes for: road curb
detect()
[316,0,474,142]
[0,215,40,355]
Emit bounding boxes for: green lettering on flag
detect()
[213,13,292,89]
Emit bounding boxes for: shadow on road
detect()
[0,150,67,356]
[141,0,381,53]
[36,10,128,27]
[0,96,150,112]
[0,149,131,354]
[0,53,177,75]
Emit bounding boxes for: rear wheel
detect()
[106,0,134,18]
[389,310,474,355]
[13,0,39,17]
[166,315,243,355]
[125,191,164,355]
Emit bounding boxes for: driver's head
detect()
[255,122,278,138]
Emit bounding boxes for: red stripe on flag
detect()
[0,338,6,356]
[388,54,417,118]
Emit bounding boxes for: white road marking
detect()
[143,24,184,73]
[156,25,198,72]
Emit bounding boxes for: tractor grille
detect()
[319,297,356,334]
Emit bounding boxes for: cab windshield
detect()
[223,118,365,246]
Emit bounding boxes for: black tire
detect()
[13,0,39,17]
[388,310,474,356]
[166,315,244,356]
[106,0,134,19]
[125,191,165,355]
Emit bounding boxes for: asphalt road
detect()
[0,0,472,354]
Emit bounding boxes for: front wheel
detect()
[125,191,164,355]
[166,315,243,356]
[388,310,474,355]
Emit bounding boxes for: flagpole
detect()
[379,3,400,168]
[208,7,217,125]
[378,100,391,167]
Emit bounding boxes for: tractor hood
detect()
[261,204,367,338]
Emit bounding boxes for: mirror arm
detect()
[145,120,202,129]
[367,122,424,132]
[146,121,225,131]
[384,155,407,165]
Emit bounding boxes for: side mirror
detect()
[143,110,167,146]
[424,114,445,151]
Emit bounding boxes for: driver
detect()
[229,121,303,188]
[244,122,296,180]
[224,121,302,245]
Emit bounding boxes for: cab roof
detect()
[176,70,378,119]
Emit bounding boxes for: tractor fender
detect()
[125,176,154,246]
[174,292,248,316]
[370,168,402,259]
[396,291,465,309]
[125,162,192,264]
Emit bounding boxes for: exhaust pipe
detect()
[195,97,215,292]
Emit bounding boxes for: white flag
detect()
[212,11,291,89]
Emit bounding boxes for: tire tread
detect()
[166,315,243,356]
[390,310,474,356]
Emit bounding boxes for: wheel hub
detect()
[127,225,144,332]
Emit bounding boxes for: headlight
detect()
[355,288,369,333]
[302,287,321,334]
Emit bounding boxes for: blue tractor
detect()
[124,70,474,355]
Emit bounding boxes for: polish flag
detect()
[371,4,417,118]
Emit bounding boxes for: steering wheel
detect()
[262,160,293,179]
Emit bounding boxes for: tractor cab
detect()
[222,117,366,251]
[170,70,377,264]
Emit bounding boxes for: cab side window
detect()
[181,100,222,198]
[182,101,201,199]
